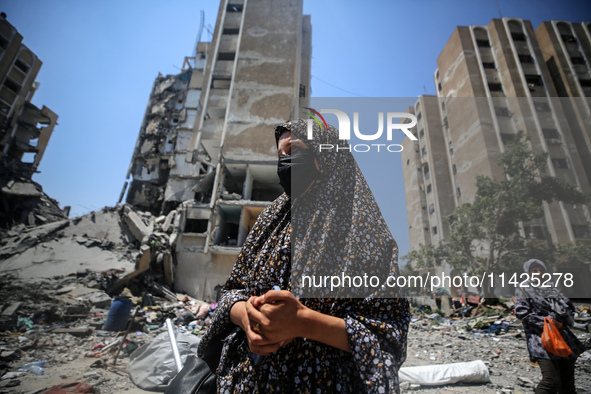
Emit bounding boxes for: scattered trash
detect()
[103,296,132,331]
[18,360,46,375]
[427,313,443,322]
[128,330,201,391]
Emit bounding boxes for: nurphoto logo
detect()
[303,107,417,153]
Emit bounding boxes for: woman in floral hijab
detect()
[198,119,410,393]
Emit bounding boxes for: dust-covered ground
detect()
[1,276,589,394]
[402,314,591,393]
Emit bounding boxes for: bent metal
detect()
[307,110,417,152]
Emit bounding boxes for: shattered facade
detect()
[0,13,58,176]
[0,13,63,229]
[402,18,591,294]
[124,0,312,299]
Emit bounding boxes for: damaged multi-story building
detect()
[123,0,311,300]
[402,18,591,296]
[0,13,63,228]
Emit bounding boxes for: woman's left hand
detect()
[246,290,305,344]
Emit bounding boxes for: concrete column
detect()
[242,164,253,200]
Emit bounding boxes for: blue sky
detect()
[2,0,589,261]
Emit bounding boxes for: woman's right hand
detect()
[230,301,284,356]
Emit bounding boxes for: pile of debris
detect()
[403,304,591,393]
[0,203,181,288]
[0,202,225,392]
[0,273,214,393]
[0,156,68,229]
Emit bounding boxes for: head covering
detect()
[523,259,548,274]
[198,119,409,391]
[282,118,401,298]
[519,258,560,298]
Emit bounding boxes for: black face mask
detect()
[277,149,321,197]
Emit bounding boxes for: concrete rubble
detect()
[0,260,588,393]
[0,204,589,393]
[0,273,214,393]
[0,202,193,292]
[0,157,68,230]
[401,304,591,393]
[0,202,220,393]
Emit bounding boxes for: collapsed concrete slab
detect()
[0,206,144,280]
[0,157,68,229]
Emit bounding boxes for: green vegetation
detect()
[404,131,591,297]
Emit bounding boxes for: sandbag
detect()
[399,360,489,386]
[129,331,201,391]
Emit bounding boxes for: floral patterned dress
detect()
[198,119,410,393]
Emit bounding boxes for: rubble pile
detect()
[0,204,180,287]
[0,202,223,392]
[0,203,590,393]
[403,305,591,393]
[0,274,214,393]
[0,269,589,393]
[0,157,68,230]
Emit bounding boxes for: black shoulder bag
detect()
[164,335,223,394]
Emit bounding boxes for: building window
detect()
[14,59,30,74]
[570,56,585,65]
[542,128,560,139]
[424,227,429,232]
[417,112,422,121]
[429,204,435,214]
[443,116,448,129]
[223,28,240,34]
[561,34,577,44]
[579,79,591,88]
[426,184,432,193]
[423,164,430,180]
[525,225,547,240]
[299,84,306,97]
[456,187,461,197]
[218,52,236,61]
[525,75,543,88]
[551,158,568,169]
[406,159,410,166]
[518,54,534,63]
[421,146,426,156]
[501,133,515,146]
[511,32,526,41]
[211,76,231,89]
[488,83,503,92]
[495,107,511,117]
[419,129,424,138]
[535,102,551,112]
[476,39,490,47]
[572,225,591,239]
[226,3,244,12]
[482,62,495,69]
[184,219,209,233]
[438,82,442,92]
[452,164,457,175]
[3,78,20,94]
[0,35,8,50]
[432,226,438,235]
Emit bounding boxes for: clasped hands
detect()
[232,290,305,356]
